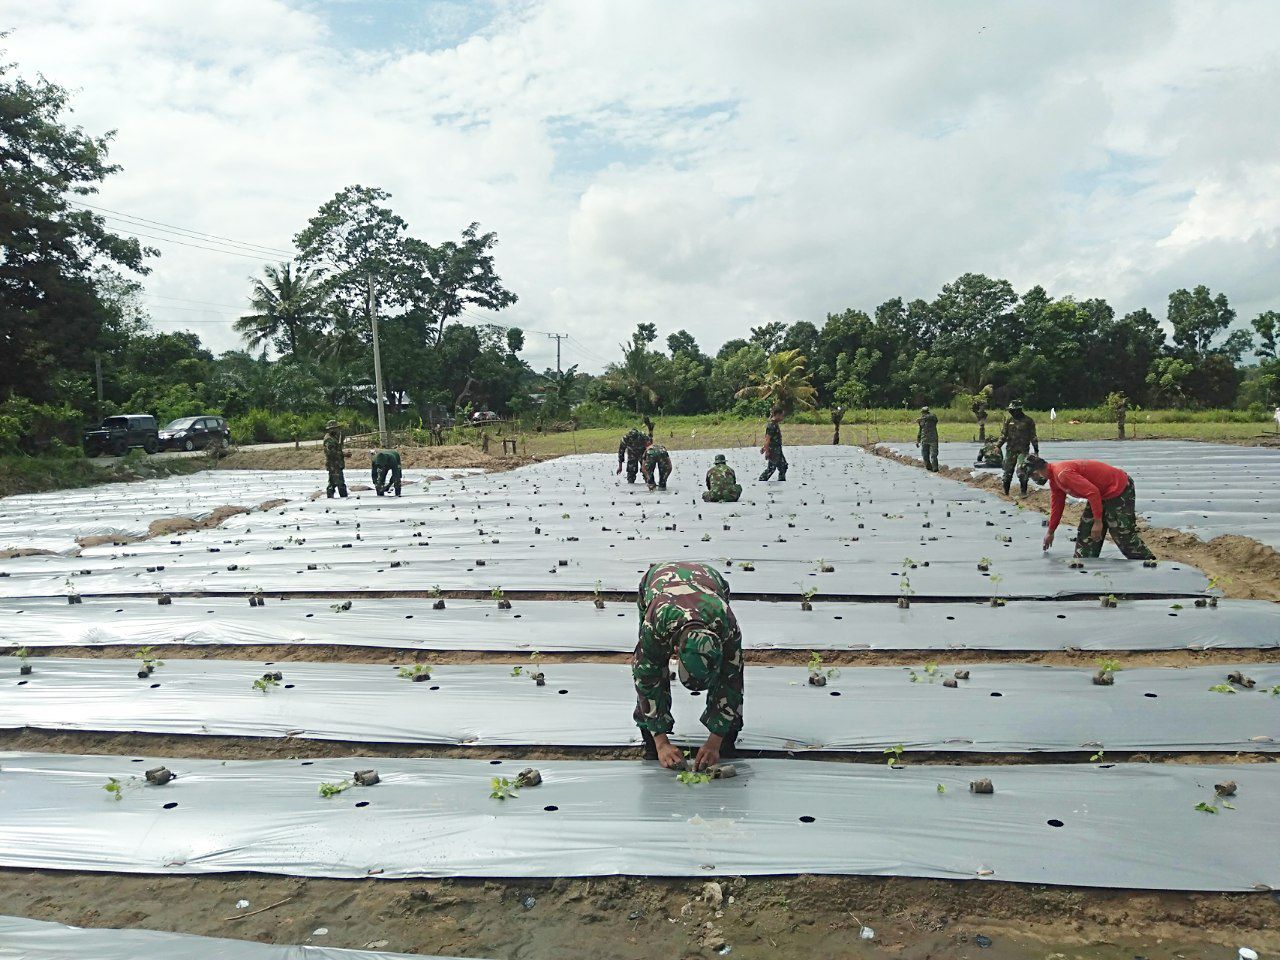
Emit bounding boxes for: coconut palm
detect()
[235,262,327,360]
[734,348,818,413]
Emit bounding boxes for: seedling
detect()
[1208,683,1236,695]
[898,558,915,609]
[988,572,1005,607]
[806,651,839,686]
[14,647,31,675]
[816,559,835,573]
[593,580,606,610]
[976,557,992,572]
[740,561,755,572]
[1089,748,1105,763]
[1194,801,1219,814]
[430,585,446,610]
[135,646,164,676]
[319,779,354,798]
[1095,658,1122,686]
[884,744,905,767]
[677,770,712,785]
[398,664,432,682]
[492,586,512,610]
[330,600,352,613]
[528,650,545,686]
[511,665,523,677]
[701,533,712,542]
[253,675,280,693]
[490,776,519,800]
[800,587,817,611]
[103,777,126,801]
[1207,575,1229,595]
[1270,685,1280,697]
[1171,603,1184,610]
[936,783,946,794]
[1099,593,1119,609]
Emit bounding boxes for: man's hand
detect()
[1042,530,1054,551]
[654,736,684,770]
[616,463,623,475]
[695,734,724,771]
[1090,520,1105,542]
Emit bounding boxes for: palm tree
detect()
[235,262,326,361]
[735,348,818,413]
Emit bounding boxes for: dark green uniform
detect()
[972,397,989,442]
[998,412,1038,495]
[323,429,348,498]
[371,449,402,496]
[642,443,671,490]
[916,411,940,472]
[617,428,648,483]
[976,439,1003,468]
[759,419,787,481]
[1116,399,1128,440]
[633,561,744,741]
[702,460,741,502]
[1074,479,1153,560]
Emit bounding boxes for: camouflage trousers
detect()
[920,441,939,472]
[624,455,640,483]
[1002,450,1030,492]
[373,463,402,496]
[1074,479,1154,560]
[326,465,348,497]
[702,484,742,503]
[643,456,671,490]
[759,451,788,481]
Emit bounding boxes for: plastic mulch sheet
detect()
[0,753,1275,891]
[4,659,1277,753]
[3,596,1273,652]
[0,449,1209,600]
[0,914,475,959]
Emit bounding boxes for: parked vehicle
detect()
[159,416,231,451]
[470,410,502,424]
[82,415,160,457]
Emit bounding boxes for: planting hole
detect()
[149,683,160,689]
[833,615,843,621]
[1047,819,1063,828]
[131,758,144,763]
[798,815,816,823]
[1168,613,1178,617]
[355,801,369,808]
[306,614,314,618]
[558,689,569,695]
[990,692,1003,697]
[946,616,955,621]
[544,805,559,812]
[405,615,413,619]
[16,681,27,686]
[284,684,295,689]
[300,761,314,766]
[489,760,502,765]
[163,802,178,810]
[1144,692,1157,698]
[430,685,440,691]
[1056,614,1066,619]
[829,691,841,697]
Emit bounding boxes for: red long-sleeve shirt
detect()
[1045,460,1131,532]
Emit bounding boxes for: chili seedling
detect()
[135,646,164,673]
[103,777,126,801]
[807,651,839,686]
[677,770,712,785]
[1208,683,1236,694]
[884,744,905,767]
[490,776,519,800]
[253,675,280,693]
[319,780,354,798]
[398,664,431,681]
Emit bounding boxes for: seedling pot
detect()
[800,600,813,611]
[497,599,512,610]
[969,778,994,794]
[1227,671,1255,689]
[808,674,827,687]
[897,597,910,609]
[1092,671,1114,686]
[137,670,150,679]
[67,595,82,605]
[1214,780,1237,797]
[976,563,989,572]
[412,672,430,682]
[593,598,606,610]
[516,767,542,787]
[354,769,380,786]
[954,669,970,680]
[157,595,172,606]
[19,665,32,676]
[432,600,446,610]
[708,764,737,779]
[942,678,958,688]
[1194,598,1208,608]
[145,766,175,786]
[534,673,546,687]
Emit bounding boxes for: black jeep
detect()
[82,415,160,457]
[159,415,231,451]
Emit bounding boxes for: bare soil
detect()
[222,444,538,473]
[0,868,1276,960]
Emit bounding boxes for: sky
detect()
[4,0,1279,373]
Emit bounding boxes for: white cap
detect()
[1238,948,1259,960]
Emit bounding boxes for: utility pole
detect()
[368,274,388,447]
[545,332,567,373]
[94,355,103,417]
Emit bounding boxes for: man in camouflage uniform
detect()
[975,438,1003,468]
[916,405,940,472]
[1027,455,1155,560]
[641,440,672,491]
[369,448,402,496]
[323,420,348,499]
[758,407,787,481]
[702,454,741,502]
[1115,394,1128,440]
[972,395,989,442]
[633,560,743,770]
[997,400,1039,496]
[616,427,649,484]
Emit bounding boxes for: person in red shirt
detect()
[1025,455,1155,560]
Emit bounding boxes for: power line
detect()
[145,293,248,310]
[69,200,294,258]
[109,226,275,261]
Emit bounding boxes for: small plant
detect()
[1208,683,1236,694]
[253,675,280,693]
[490,776,519,800]
[806,651,839,686]
[977,557,992,572]
[103,777,125,800]
[1089,748,1105,762]
[1100,593,1119,609]
[988,572,1006,607]
[1170,603,1184,610]
[135,646,164,674]
[1207,575,1229,594]
[398,664,432,681]
[936,783,946,794]
[884,744,904,767]
[1194,801,1219,814]
[1092,657,1121,687]
[593,580,606,610]
[511,665,523,677]
[430,585,445,610]
[816,558,835,573]
[1270,685,1280,697]
[677,770,712,785]
[492,586,512,609]
[897,558,915,609]
[800,587,817,611]
[319,780,354,798]
[329,600,352,613]
[14,647,31,675]
[429,585,443,598]
[528,650,545,685]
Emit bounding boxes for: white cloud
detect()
[3,0,1279,370]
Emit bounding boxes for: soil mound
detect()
[222,443,536,472]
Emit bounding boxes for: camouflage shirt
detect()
[643,443,671,469]
[323,431,345,468]
[764,420,783,456]
[998,414,1038,455]
[618,428,648,464]
[916,412,939,444]
[633,561,744,737]
[704,463,739,498]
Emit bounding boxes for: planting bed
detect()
[0,752,1276,891]
[883,440,1280,549]
[4,658,1278,753]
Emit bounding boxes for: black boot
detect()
[327,490,334,499]
[639,728,658,761]
[1019,480,1029,496]
[339,487,349,498]
[1002,478,1011,496]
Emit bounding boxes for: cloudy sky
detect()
[4,0,1279,372]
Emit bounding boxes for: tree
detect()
[1169,285,1236,356]
[408,223,518,344]
[734,349,817,413]
[1253,311,1278,359]
[748,322,788,354]
[0,55,156,405]
[235,261,327,360]
[602,324,668,413]
[1146,356,1194,407]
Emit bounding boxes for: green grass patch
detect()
[0,453,204,499]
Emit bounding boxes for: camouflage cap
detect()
[920,406,930,414]
[1006,400,1023,412]
[326,419,339,429]
[714,454,727,464]
[675,625,722,691]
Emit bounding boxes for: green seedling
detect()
[1096,658,1122,677]
[490,776,519,800]
[807,651,840,686]
[800,586,818,610]
[135,646,164,673]
[253,676,280,693]
[329,600,352,613]
[398,664,431,681]
[936,783,946,794]
[884,744,905,767]
[677,770,712,786]
[561,513,570,519]
[1208,683,1236,694]
[977,557,993,571]
[1194,801,1226,814]
[1170,603,1184,610]
[511,665,523,677]
[491,586,504,601]
[103,777,125,801]
[319,780,354,798]
[1207,575,1229,594]
[429,585,443,598]
[1089,748,1105,762]
[701,533,712,542]
[1270,685,1280,697]
[14,647,31,673]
